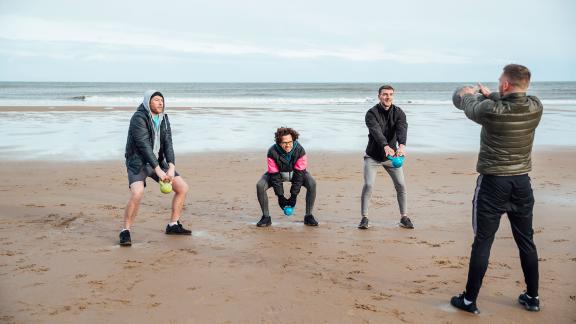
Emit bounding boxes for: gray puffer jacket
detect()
[456,91,543,175]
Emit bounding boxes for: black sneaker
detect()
[358,217,369,229]
[518,292,540,312]
[256,215,271,227]
[399,216,414,229]
[165,220,192,235]
[119,230,131,247]
[450,292,480,314]
[304,214,318,226]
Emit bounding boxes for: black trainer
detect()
[256,215,271,227]
[304,214,318,226]
[119,230,131,247]
[358,217,369,229]
[165,220,192,235]
[518,292,540,312]
[399,216,414,229]
[450,292,480,314]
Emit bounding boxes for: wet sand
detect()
[0,151,574,323]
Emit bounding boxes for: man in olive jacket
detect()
[120,90,191,247]
[450,64,543,314]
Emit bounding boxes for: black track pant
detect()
[464,174,539,301]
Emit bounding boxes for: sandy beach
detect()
[0,150,574,323]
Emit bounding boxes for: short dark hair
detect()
[503,64,531,89]
[274,127,299,144]
[378,85,394,95]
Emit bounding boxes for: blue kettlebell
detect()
[387,155,405,168]
[283,206,294,217]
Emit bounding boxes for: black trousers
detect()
[464,174,539,301]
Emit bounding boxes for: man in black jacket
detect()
[120,90,191,246]
[358,85,413,230]
[255,127,318,227]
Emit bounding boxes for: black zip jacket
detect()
[365,103,408,162]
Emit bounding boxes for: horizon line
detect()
[1,80,575,84]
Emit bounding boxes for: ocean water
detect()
[1,82,575,160]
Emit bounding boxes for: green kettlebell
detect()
[160,180,173,194]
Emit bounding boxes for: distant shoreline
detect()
[1,80,575,83]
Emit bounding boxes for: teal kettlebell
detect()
[283,206,294,217]
[387,155,405,168]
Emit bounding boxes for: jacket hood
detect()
[141,90,165,115]
[138,90,165,159]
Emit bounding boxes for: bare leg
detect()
[123,181,145,229]
[170,176,189,222]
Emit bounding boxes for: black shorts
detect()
[127,165,180,187]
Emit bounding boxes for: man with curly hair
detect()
[255,127,318,227]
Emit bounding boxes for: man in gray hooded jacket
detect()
[120,90,191,246]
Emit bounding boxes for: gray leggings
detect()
[256,172,316,216]
[361,156,407,216]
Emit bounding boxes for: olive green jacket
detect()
[458,92,543,175]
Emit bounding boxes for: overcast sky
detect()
[0,0,574,82]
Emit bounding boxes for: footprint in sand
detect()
[123,260,143,269]
[48,305,72,315]
[38,213,81,228]
[63,178,81,187]
[488,262,511,270]
[0,250,21,256]
[391,309,409,322]
[87,280,105,290]
[371,292,392,301]
[24,203,45,208]
[417,240,441,247]
[434,259,464,269]
[354,302,377,312]
[99,204,122,210]
[106,298,131,306]
[17,264,49,273]
[178,248,198,254]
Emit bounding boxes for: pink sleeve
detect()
[294,155,308,171]
[267,157,279,173]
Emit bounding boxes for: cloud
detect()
[0,14,472,64]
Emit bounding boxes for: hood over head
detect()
[142,90,165,115]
